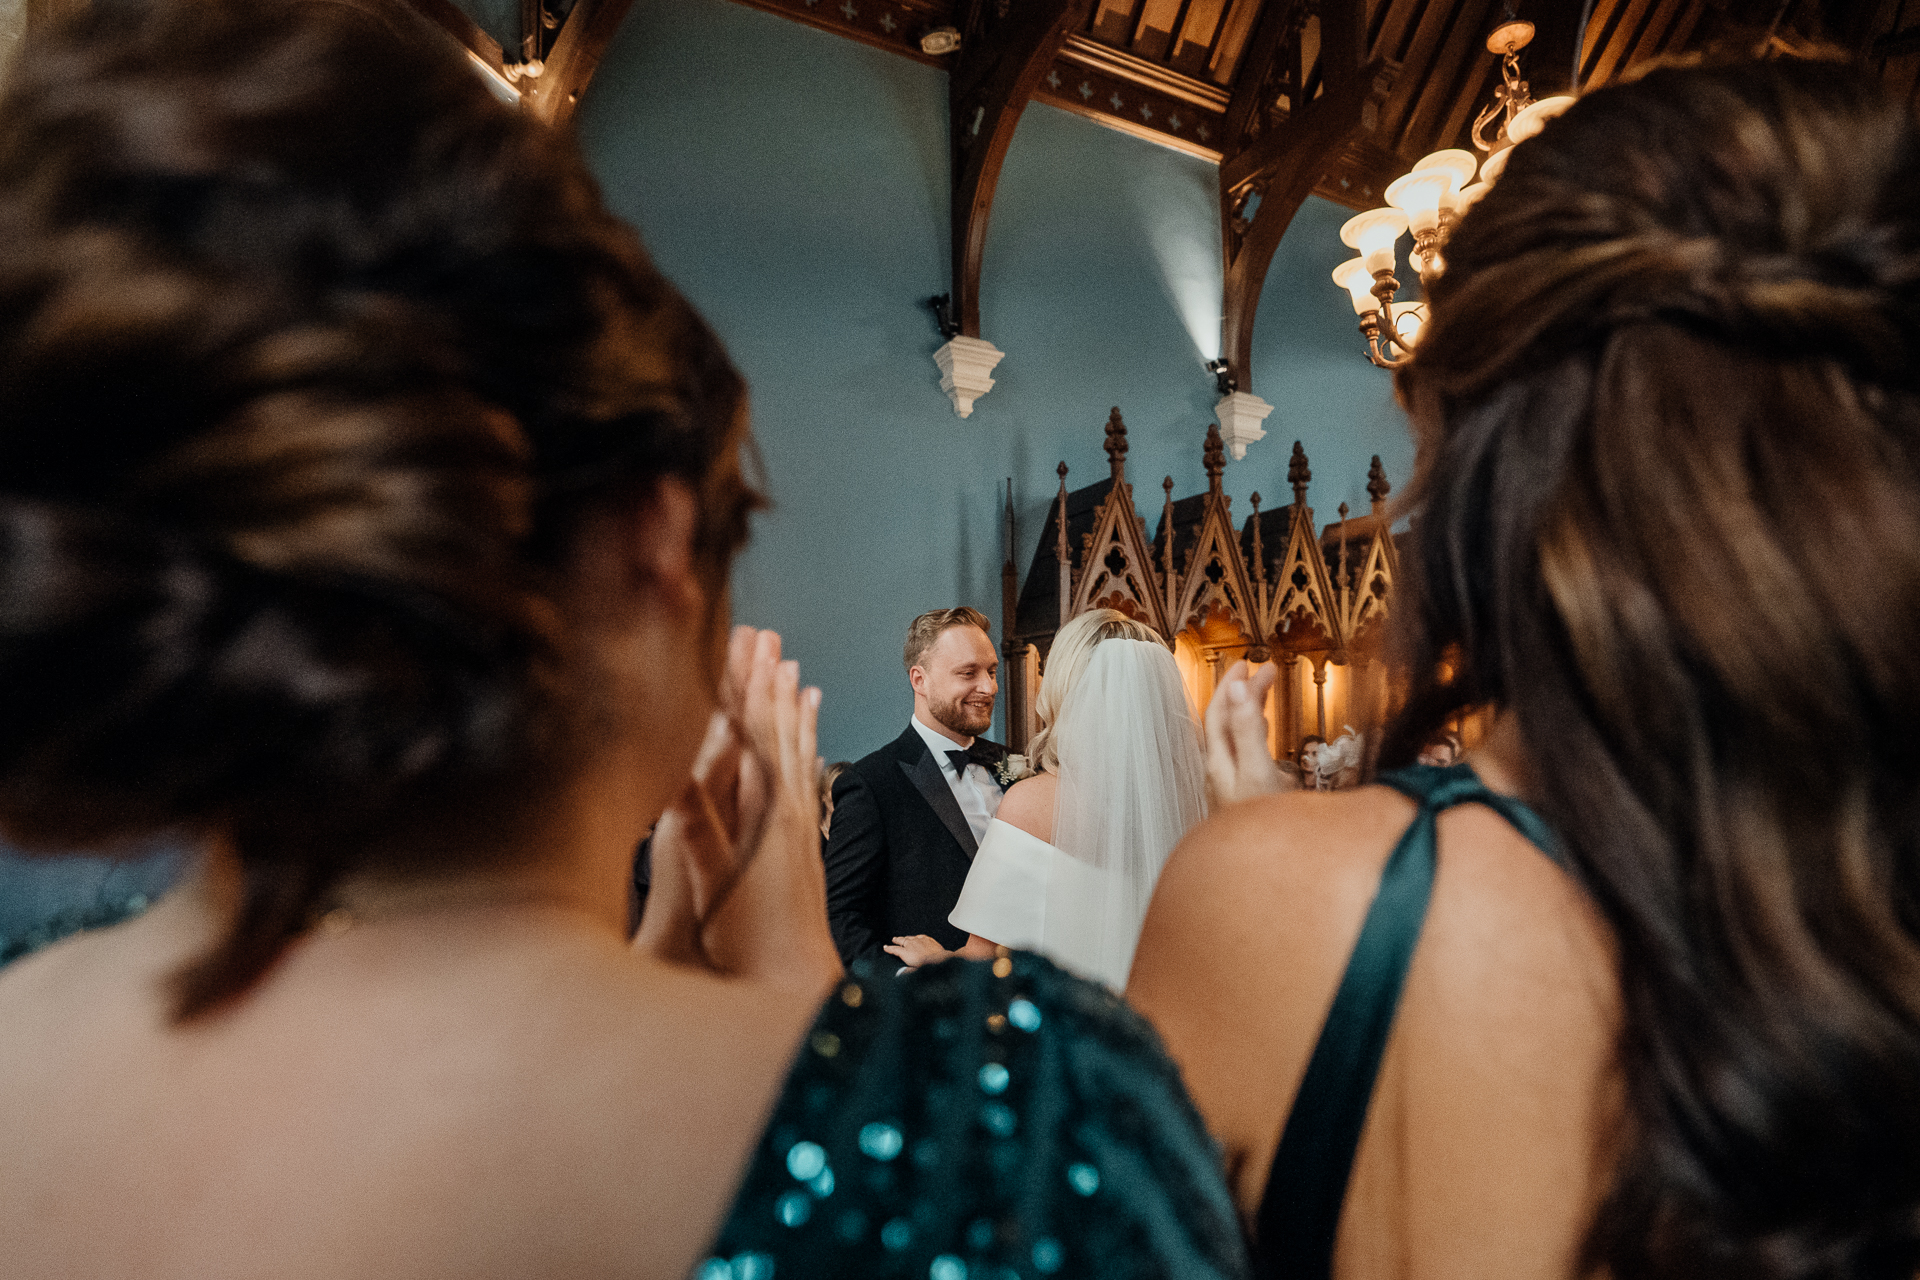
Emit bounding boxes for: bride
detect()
[885,608,1206,989]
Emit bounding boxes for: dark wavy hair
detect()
[0,0,761,1018]
[1382,59,1920,1280]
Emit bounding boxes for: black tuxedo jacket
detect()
[823,726,1006,972]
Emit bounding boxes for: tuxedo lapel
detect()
[897,732,979,859]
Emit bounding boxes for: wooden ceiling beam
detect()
[405,0,508,75]
[1220,0,1304,150]
[523,0,638,125]
[1631,0,1690,72]
[1218,0,1397,395]
[1392,0,1495,153]
[1586,0,1658,88]
[948,0,1094,337]
[1522,0,1586,96]
[1380,0,1468,144]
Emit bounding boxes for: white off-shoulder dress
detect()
[948,818,1136,991]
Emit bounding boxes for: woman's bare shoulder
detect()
[1163,786,1416,896]
[994,772,1057,841]
[1134,786,1421,1017]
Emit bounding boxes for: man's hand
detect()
[1204,660,1290,807]
[636,627,842,994]
[882,935,953,968]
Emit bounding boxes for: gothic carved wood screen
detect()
[1005,407,1401,757]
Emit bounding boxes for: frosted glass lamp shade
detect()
[1414,148,1479,193]
[1477,146,1513,186]
[1507,95,1576,143]
[1455,182,1491,210]
[1339,208,1408,274]
[1384,170,1453,233]
[1393,303,1430,348]
[1331,258,1379,315]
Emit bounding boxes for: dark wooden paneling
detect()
[1036,37,1232,158]
[729,0,959,67]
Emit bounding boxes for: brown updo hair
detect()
[0,0,760,1017]
[1385,61,1920,1279]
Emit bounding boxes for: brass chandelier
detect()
[1330,21,1575,369]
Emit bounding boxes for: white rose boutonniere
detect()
[992,753,1034,790]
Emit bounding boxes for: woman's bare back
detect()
[0,892,817,1280]
[1129,748,1620,1279]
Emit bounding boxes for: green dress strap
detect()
[1250,764,1564,1280]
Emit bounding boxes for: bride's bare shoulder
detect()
[994,772,1057,841]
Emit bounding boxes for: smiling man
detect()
[822,607,1008,972]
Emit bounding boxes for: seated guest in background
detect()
[822,607,1012,971]
[1131,59,1920,1280]
[885,609,1207,991]
[816,759,849,841]
[0,6,1249,1278]
[1313,727,1365,791]
[1295,734,1327,790]
[1415,732,1462,767]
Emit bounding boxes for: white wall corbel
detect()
[1215,390,1274,460]
[934,336,1006,419]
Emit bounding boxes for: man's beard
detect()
[931,691,993,738]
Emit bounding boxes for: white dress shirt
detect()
[909,715,1002,847]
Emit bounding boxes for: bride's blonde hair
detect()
[1027,608,1161,773]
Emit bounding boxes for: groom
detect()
[823,607,1010,972]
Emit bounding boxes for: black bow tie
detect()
[944,740,1002,777]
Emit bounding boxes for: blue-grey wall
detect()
[0,0,1417,942]
[521,0,1411,760]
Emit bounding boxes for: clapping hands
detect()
[635,627,842,994]
[1204,659,1290,807]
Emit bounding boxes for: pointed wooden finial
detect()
[1247,491,1265,594]
[1160,475,1176,603]
[1338,501,1349,523]
[1055,462,1072,625]
[1367,454,1391,514]
[1203,423,1226,491]
[1054,462,1070,563]
[1288,440,1311,507]
[1003,478,1017,569]
[1103,407,1128,482]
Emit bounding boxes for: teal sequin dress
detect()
[701,952,1249,1280]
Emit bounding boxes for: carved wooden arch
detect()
[525,0,638,125]
[1218,0,1397,394]
[1170,425,1260,642]
[1066,409,1173,637]
[947,0,1093,338]
[405,0,635,126]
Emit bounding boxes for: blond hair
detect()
[902,606,991,671]
[1028,608,1162,773]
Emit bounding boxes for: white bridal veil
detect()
[1046,637,1208,988]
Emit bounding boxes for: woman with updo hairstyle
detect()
[0,3,1249,1278]
[1132,58,1920,1280]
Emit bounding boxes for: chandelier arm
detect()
[1357,312,1415,370]
[1470,99,1505,151]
